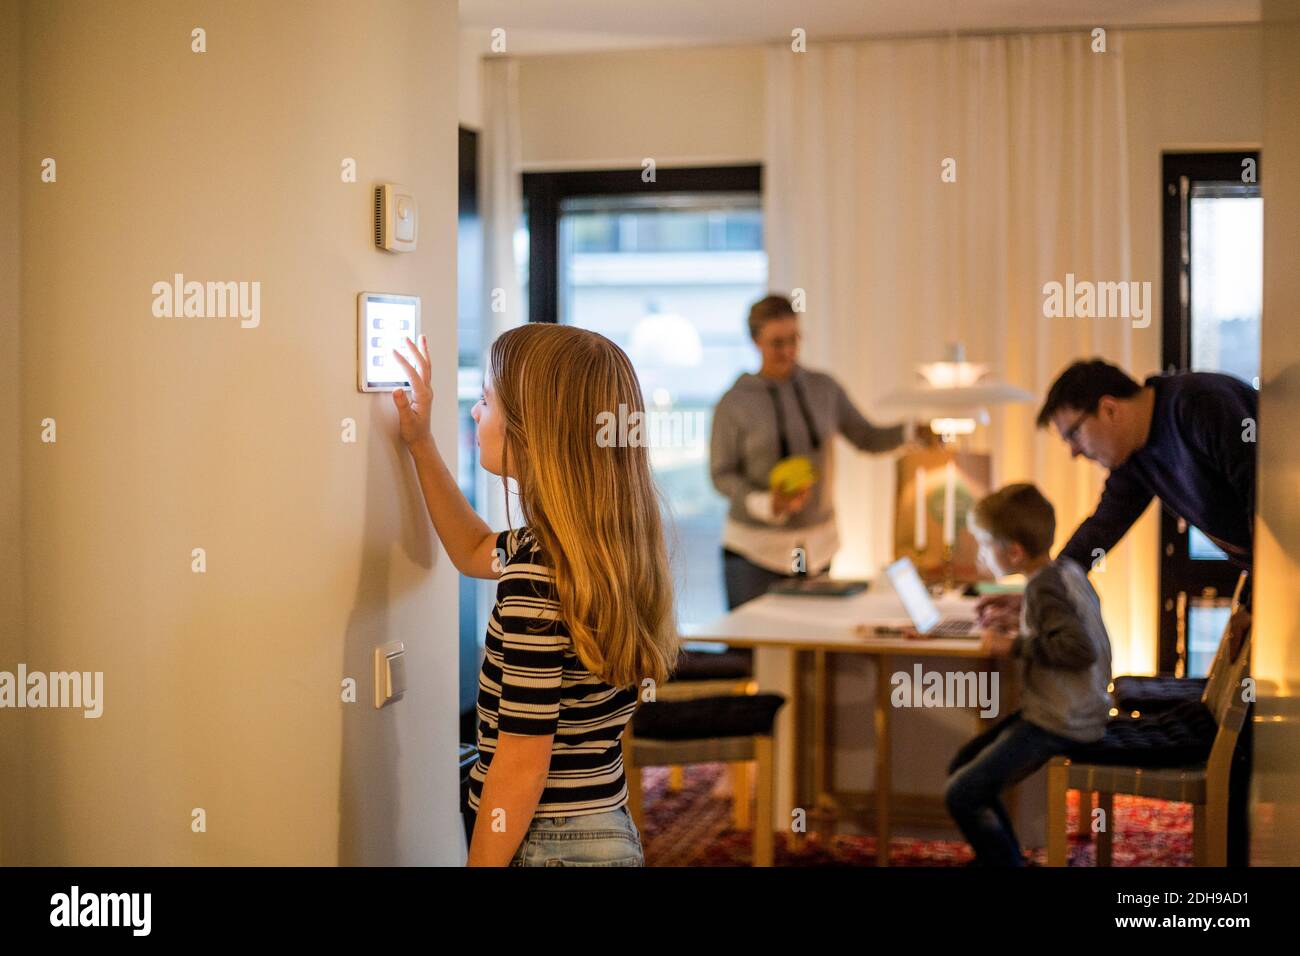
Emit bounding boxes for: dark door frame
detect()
[520,165,762,325]
[1158,150,1259,675]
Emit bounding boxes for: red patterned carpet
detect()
[640,763,1194,866]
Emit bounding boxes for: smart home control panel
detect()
[357,293,421,392]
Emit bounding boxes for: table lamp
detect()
[877,344,1033,585]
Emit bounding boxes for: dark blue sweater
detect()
[1059,371,1257,571]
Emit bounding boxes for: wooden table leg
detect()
[875,653,892,867]
[812,649,833,838]
[787,648,802,834]
[754,646,798,836]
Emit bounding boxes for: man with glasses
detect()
[1055,359,1254,569]
[982,359,1256,634]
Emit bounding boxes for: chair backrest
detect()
[1200,571,1249,708]
[1210,629,1252,732]
[1205,627,1252,789]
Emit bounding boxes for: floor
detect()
[639,763,1195,866]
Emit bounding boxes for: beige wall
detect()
[0,0,23,864]
[459,30,489,130]
[7,0,462,865]
[1123,24,1264,378]
[1253,0,1300,866]
[515,45,765,169]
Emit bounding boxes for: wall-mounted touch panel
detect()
[357,292,421,392]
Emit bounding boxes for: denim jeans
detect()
[944,711,1076,866]
[505,806,645,867]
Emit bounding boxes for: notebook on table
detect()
[767,576,870,598]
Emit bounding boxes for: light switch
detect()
[395,197,416,242]
[374,640,406,709]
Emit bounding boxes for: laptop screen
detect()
[884,557,942,634]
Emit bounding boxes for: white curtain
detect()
[478,56,526,533]
[764,32,1153,669]
[475,57,526,641]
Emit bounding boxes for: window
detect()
[523,167,766,626]
[1159,152,1260,676]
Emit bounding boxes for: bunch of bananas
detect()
[768,455,818,494]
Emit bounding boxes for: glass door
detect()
[1159,151,1261,675]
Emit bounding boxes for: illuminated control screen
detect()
[358,293,421,392]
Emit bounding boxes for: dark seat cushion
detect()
[1112,674,1207,713]
[1066,699,1218,768]
[672,648,753,681]
[632,693,785,741]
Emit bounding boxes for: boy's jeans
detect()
[944,711,1076,866]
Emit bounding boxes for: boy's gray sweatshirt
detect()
[709,365,904,531]
[1013,559,1115,743]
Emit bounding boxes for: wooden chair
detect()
[1071,571,1248,846]
[657,647,755,816]
[623,692,785,866]
[1046,624,1252,866]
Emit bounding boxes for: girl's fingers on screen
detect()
[405,336,431,380]
[392,349,421,386]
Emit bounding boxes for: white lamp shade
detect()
[875,381,1034,411]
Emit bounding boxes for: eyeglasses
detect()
[1061,409,1092,446]
[762,331,801,350]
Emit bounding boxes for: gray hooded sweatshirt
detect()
[1012,558,1115,743]
[710,365,905,535]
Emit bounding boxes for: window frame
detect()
[521,165,762,325]
[1157,150,1260,675]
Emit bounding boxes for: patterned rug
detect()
[640,763,1194,866]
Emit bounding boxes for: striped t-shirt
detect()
[467,527,639,818]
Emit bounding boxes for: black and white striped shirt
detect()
[467,527,639,818]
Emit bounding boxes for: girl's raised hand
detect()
[391,335,434,450]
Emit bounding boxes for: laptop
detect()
[883,557,979,638]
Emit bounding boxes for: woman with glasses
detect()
[709,293,916,610]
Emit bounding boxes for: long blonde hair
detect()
[489,323,679,688]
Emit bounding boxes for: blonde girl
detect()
[392,323,679,867]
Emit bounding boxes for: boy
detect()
[944,483,1113,866]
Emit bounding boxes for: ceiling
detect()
[459,0,1261,54]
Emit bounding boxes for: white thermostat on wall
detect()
[358,292,421,392]
[375,183,418,252]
